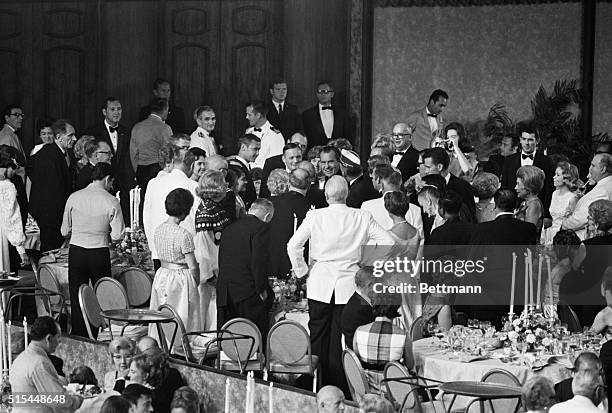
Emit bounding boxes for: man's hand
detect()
[19,253,30,267]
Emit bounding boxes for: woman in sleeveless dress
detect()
[541,162,580,245]
[515,165,546,240]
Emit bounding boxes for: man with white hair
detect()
[549,369,605,412]
[287,176,393,395]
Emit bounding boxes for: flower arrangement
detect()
[115,227,150,266]
[503,312,554,350]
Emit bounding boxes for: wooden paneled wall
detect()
[0,0,350,155]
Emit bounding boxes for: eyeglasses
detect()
[317,89,334,94]
[391,133,411,137]
[97,151,112,155]
[112,354,133,361]
[10,113,24,118]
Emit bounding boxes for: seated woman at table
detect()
[150,188,202,349]
[170,386,201,413]
[137,347,185,413]
[544,230,581,319]
[514,165,545,240]
[592,267,612,342]
[104,337,137,392]
[127,354,152,388]
[522,376,556,413]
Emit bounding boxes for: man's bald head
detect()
[297,160,316,180]
[204,154,229,175]
[317,385,345,413]
[289,168,311,191]
[137,336,159,353]
[325,175,348,204]
[391,122,412,151]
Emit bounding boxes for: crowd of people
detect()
[1,78,612,412]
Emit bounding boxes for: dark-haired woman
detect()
[149,188,202,348]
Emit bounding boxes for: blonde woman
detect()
[515,165,546,240]
[542,161,580,245]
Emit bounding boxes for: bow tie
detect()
[522,153,534,160]
[109,126,119,134]
[394,151,405,156]
[321,106,333,111]
[427,113,437,118]
[254,128,262,132]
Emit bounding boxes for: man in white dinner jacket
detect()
[287,175,393,396]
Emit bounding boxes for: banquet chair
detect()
[157,303,193,359]
[557,302,582,333]
[383,362,445,413]
[342,349,370,402]
[410,316,425,342]
[477,369,521,413]
[93,277,129,311]
[115,268,152,307]
[219,318,265,374]
[37,264,69,318]
[266,320,319,392]
[78,284,110,341]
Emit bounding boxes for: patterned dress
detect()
[0,180,25,273]
[149,221,202,348]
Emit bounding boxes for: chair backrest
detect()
[78,284,105,340]
[220,318,262,363]
[157,303,187,358]
[479,369,521,413]
[384,361,418,411]
[410,316,425,342]
[267,320,311,369]
[94,277,129,311]
[116,268,152,307]
[37,265,63,306]
[342,349,370,402]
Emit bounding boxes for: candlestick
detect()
[130,189,134,228]
[536,253,543,309]
[135,187,141,226]
[7,321,11,370]
[225,378,230,413]
[0,312,4,372]
[546,255,554,317]
[293,213,297,233]
[245,372,250,413]
[269,382,273,413]
[524,251,529,312]
[510,252,516,316]
[528,249,534,308]
[23,317,27,349]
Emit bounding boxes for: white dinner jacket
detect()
[562,175,612,240]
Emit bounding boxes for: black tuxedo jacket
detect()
[340,293,374,350]
[259,155,285,198]
[269,191,311,278]
[84,121,134,184]
[29,143,73,229]
[346,175,378,209]
[448,174,477,222]
[228,157,257,208]
[302,105,354,148]
[267,101,302,140]
[75,163,94,191]
[217,215,270,306]
[306,184,327,209]
[501,151,554,217]
[470,214,537,246]
[138,104,185,133]
[426,220,474,262]
[396,146,420,182]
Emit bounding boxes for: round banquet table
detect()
[412,337,572,409]
[101,308,175,352]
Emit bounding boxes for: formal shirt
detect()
[129,114,173,170]
[142,169,198,259]
[549,395,603,413]
[521,150,536,166]
[392,150,405,167]
[319,103,334,140]
[104,119,118,152]
[426,107,438,135]
[189,127,217,156]
[274,100,285,114]
[10,342,82,413]
[562,175,612,240]
[61,183,125,249]
[287,204,394,304]
[353,316,410,370]
[360,194,424,241]
[246,120,284,169]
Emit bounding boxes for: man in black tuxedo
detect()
[228,134,261,209]
[85,97,135,221]
[421,147,476,222]
[302,80,354,148]
[501,123,554,218]
[266,79,302,140]
[390,122,419,182]
[217,199,274,338]
[489,133,519,175]
[340,267,375,350]
[428,190,474,247]
[29,119,76,252]
[269,168,311,279]
[138,78,186,133]
[260,132,308,198]
[307,146,342,209]
[74,139,113,191]
[468,189,537,324]
[341,149,378,208]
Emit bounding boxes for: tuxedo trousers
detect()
[308,294,349,397]
[68,245,111,337]
[136,163,161,226]
[217,292,269,349]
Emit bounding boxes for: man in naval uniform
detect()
[245,100,284,170]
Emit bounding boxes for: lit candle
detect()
[524,251,529,312]
[23,317,27,348]
[547,255,554,317]
[225,378,230,413]
[7,321,11,370]
[269,382,273,413]
[510,252,516,316]
[536,253,543,309]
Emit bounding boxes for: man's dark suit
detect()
[75,163,94,191]
[448,174,477,222]
[29,143,73,252]
[84,122,136,221]
[346,175,378,209]
[139,104,185,133]
[269,191,310,279]
[468,214,537,324]
[267,101,302,140]
[217,215,271,337]
[340,292,374,350]
[395,146,420,182]
[228,157,257,209]
[258,155,284,199]
[302,105,354,148]
[501,152,554,218]
[426,220,474,268]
